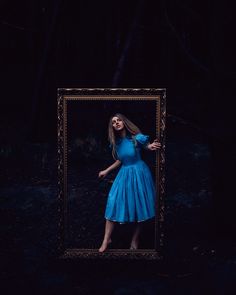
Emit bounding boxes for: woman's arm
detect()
[98,160,121,179]
[105,160,121,173]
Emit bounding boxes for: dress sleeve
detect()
[135,133,150,148]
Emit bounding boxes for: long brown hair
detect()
[108,113,142,160]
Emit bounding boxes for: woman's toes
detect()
[99,240,111,253]
[130,241,138,250]
[98,245,105,253]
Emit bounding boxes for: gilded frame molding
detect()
[57,88,166,260]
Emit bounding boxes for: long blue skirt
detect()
[104,160,156,224]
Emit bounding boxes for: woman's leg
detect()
[99,219,115,252]
[130,222,143,249]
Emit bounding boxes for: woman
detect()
[98,113,161,252]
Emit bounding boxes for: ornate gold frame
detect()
[57,88,166,260]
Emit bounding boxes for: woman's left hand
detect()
[147,139,161,150]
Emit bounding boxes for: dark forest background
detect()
[1,0,236,294]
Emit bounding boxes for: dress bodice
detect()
[110,133,150,166]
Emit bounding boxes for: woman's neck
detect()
[118,129,127,138]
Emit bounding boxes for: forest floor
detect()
[0,142,236,295]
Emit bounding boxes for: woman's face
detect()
[111,116,125,132]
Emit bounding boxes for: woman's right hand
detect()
[98,169,108,179]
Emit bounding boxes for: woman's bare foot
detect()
[130,223,142,250]
[130,240,139,250]
[98,238,112,253]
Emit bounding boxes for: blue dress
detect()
[104,133,156,224]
